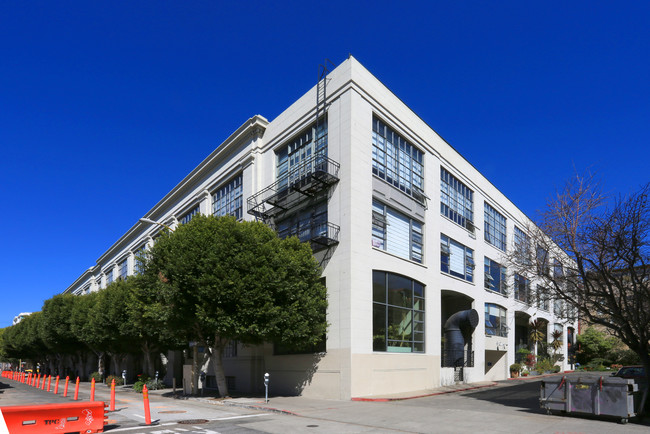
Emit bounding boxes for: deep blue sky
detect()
[1,2,648,327]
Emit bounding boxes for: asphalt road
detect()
[2,372,650,433]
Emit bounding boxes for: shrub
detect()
[89,372,103,383]
[106,375,124,386]
[133,380,145,393]
[524,354,536,369]
[535,358,553,372]
[146,379,165,390]
[510,363,521,373]
[553,365,561,373]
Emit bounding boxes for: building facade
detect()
[63,56,577,399]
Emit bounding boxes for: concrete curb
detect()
[351,382,499,402]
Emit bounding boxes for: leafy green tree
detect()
[39,294,83,375]
[123,274,186,377]
[3,313,47,370]
[575,327,617,365]
[145,215,327,397]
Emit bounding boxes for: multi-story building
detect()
[63,56,577,399]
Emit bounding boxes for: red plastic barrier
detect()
[142,384,152,425]
[0,401,106,433]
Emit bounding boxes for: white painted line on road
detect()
[210,413,268,421]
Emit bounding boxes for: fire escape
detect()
[247,62,340,252]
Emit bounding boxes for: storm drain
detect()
[178,419,209,425]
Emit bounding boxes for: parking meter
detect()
[155,371,159,381]
[122,370,127,386]
[264,372,269,403]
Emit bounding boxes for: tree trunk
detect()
[96,351,105,378]
[210,336,229,397]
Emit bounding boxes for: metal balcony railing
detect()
[248,155,340,220]
[277,221,340,251]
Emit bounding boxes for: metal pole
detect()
[264,373,269,403]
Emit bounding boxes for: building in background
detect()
[63,56,577,399]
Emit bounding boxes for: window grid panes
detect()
[537,285,550,311]
[372,117,424,202]
[180,205,200,225]
[485,303,507,337]
[372,200,423,263]
[441,167,474,231]
[212,175,243,220]
[134,244,147,274]
[514,273,531,304]
[373,271,425,353]
[441,234,474,282]
[277,121,327,190]
[276,202,328,243]
[119,259,128,281]
[484,257,507,295]
[106,269,114,286]
[514,226,531,264]
[484,202,506,250]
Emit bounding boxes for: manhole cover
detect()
[178,419,209,425]
[159,410,187,414]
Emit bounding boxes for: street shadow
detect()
[463,378,650,427]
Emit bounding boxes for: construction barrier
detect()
[142,384,152,425]
[0,401,106,433]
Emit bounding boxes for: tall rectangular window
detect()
[134,244,147,274]
[441,234,474,282]
[514,226,531,264]
[373,271,425,353]
[554,299,564,317]
[484,257,507,295]
[372,200,423,263]
[514,273,531,304]
[179,205,200,225]
[441,167,474,231]
[106,268,114,286]
[484,202,506,250]
[485,303,508,337]
[119,259,128,281]
[536,246,550,276]
[212,175,243,220]
[372,117,425,203]
[277,121,327,191]
[537,285,550,311]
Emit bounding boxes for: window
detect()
[441,167,474,231]
[372,117,425,203]
[134,244,147,274]
[485,303,507,337]
[106,268,114,286]
[441,234,474,282]
[537,286,550,311]
[212,175,243,220]
[119,259,128,281]
[514,273,531,304]
[179,205,200,225]
[224,340,238,358]
[277,121,327,191]
[514,226,531,264]
[553,323,563,342]
[373,271,425,353]
[276,202,328,243]
[484,257,507,295]
[484,203,506,250]
[372,200,423,263]
[536,246,550,275]
[554,299,564,317]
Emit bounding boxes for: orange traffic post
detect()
[142,384,152,425]
[109,379,116,412]
[54,375,60,394]
[47,375,52,392]
[37,374,41,388]
[90,377,96,402]
[41,375,46,390]
[63,376,70,397]
[73,376,80,401]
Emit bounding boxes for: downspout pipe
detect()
[444,309,479,367]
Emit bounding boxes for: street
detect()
[2,373,650,433]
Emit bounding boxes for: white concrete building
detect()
[63,56,577,399]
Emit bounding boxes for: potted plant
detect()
[510,363,521,378]
[524,353,537,375]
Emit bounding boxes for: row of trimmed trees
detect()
[1,216,328,397]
